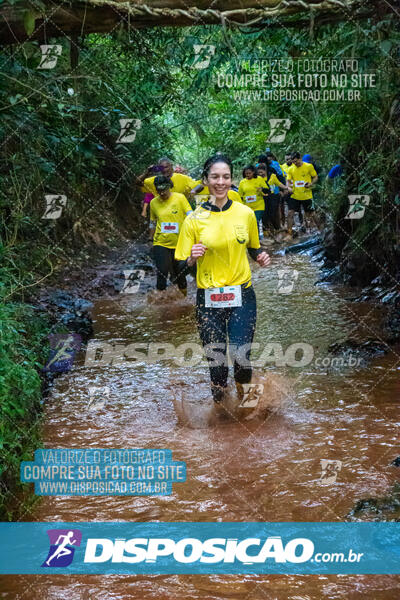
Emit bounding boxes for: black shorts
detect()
[287,197,314,213]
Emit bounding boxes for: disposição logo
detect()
[41,529,82,567]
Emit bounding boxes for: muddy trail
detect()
[3,236,400,599]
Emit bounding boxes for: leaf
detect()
[32,0,46,10]
[380,39,392,54]
[23,10,36,36]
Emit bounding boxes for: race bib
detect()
[161,222,179,233]
[295,180,305,188]
[245,195,257,203]
[204,285,242,308]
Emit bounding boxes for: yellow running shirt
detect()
[227,190,243,204]
[261,173,282,193]
[191,180,208,196]
[286,162,317,200]
[175,199,260,289]
[238,176,265,211]
[150,192,192,249]
[281,163,290,178]
[144,173,196,197]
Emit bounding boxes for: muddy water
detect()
[3,248,400,598]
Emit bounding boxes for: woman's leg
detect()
[171,256,188,292]
[227,286,257,384]
[263,199,273,231]
[196,290,229,401]
[269,194,281,230]
[254,210,264,239]
[279,192,286,226]
[152,245,171,290]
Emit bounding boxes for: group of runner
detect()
[137,152,320,243]
[133,152,320,407]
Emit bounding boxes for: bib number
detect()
[204,285,242,308]
[295,180,305,188]
[245,195,257,203]
[161,222,179,233]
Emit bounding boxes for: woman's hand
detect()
[188,242,207,266]
[256,251,271,268]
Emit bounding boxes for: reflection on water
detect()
[2,251,399,598]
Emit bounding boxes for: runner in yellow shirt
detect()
[175,154,271,407]
[149,175,192,295]
[286,151,319,237]
[280,152,293,178]
[144,157,196,198]
[238,165,266,239]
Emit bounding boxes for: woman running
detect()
[256,163,288,233]
[238,165,266,239]
[149,175,192,295]
[175,154,271,404]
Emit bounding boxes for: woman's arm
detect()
[248,247,271,267]
[187,243,207,266]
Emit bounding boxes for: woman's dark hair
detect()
[242,164,257,178]
[291,151,301,159]
[154,175,173,191]
[257,161,283,182]
[202,154,233,179]
[257,162,268,173]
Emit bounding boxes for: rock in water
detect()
[284,235,322,255]
[328,338,389,363]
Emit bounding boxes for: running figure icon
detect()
[46,531,77,565]
[42,528,82,567]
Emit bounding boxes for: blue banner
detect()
[0,522,399,574]
[20,449,186,496]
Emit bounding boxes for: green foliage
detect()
[23,10,36,36]
[1,20,398,291]
[0,30,192,298]
[159,19,399,280]
[0,303,51,519]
